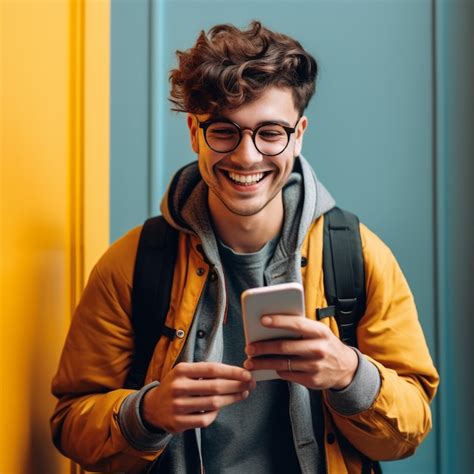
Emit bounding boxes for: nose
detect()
[230,131,263,168]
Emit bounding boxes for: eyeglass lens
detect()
[205,122,290,155]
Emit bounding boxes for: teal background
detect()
[110,1,474,472]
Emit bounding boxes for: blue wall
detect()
[111,1,474,472]
[110,0,152,232]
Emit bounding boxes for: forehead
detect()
[202,87,299,126]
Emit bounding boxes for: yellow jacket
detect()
[51,216,439,473]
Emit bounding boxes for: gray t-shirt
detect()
[199,238,301,474]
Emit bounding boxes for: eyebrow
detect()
[210,116,293,128]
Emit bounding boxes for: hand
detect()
[141,362,255,434]
[243,315,358,390]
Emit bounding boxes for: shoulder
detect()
[92,225,143,292]
[359,222,399,270]
[69,226,145,345]
[305,212,400,273]
[304,210,397,258]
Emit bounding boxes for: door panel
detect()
[0,1,110,473]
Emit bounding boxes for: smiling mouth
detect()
[226,171,268,186]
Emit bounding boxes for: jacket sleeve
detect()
[323,223,439,461]
[50,227,165,472]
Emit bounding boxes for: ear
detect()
[294,115,308,157]
[187,114,200,153]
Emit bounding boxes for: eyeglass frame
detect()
[196,116,301,157]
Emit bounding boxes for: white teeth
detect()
[228,171,265,185]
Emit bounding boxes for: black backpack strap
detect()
[124,216,179,390]
[362,458,383,474]
[316,209,381,473]
[316,207,366,348]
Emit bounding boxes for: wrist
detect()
[140,386,167,434]
[326,348,381,415]
[333,346,359,390]
[118,381,172,451]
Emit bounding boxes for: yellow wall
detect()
[0,1,109,473]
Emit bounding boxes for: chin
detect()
[220,198,273,218]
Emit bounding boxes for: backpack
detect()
[124,206,365,390]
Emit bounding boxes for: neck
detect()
[209,195,284,253]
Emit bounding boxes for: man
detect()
[51,22,439,473]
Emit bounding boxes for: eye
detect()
[207,123,238,139]
[259,130,283,138]
[257,125,286,141]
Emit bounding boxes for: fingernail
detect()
[261,316,272,325]
[242,390,249,400]
[244,359,253,370]
[246,345,255,355]
[239,369,251,382]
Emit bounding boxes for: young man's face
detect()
[187,86,308,220]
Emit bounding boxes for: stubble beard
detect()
[205,145,297,219]
[212,185,284,218]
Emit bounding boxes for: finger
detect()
[274,370,332,390]
[173,411,219,431]
[174,362,252,382]
[245,338,323,358]
[260,315,328,338]
[244,356,307,373]
[174,391,250,414]
[187,378,254,396]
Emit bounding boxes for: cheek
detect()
[198,153,219,179]
[197,156,208,180]
[278,153,296,176]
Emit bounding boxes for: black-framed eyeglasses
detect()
[197,117,299,156]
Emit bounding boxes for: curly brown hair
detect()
[169,21,318,116]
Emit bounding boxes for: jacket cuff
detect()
[118,381,172,452]
[326,348,381,415]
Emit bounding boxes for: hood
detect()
[160,155,335,262]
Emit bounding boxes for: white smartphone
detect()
[241,282,305,381]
